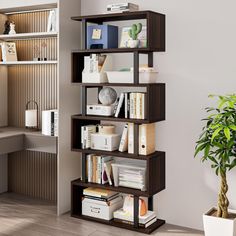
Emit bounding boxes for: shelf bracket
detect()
[133,51,139,84]
[82,86,87,116]
[133,123,139,156]
[81,153,86,182]
[148,196,153,211]
[148,52,153,67]
[133,195,139,228]
[82,19,87,50]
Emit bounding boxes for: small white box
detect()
[82,72,108,83]
[82,197,123,220]
[91,133,121,151]
[87,104,114,116]
[106,71,158,84]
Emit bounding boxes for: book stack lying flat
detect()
[114,209,157,228]
[118,166,146,191]
[107,3,139,13]
[86,155,114,185]
[114,92,146,119]
[82,187,123,220]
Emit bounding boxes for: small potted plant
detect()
[195,94,236,236]
[128,23,142,48]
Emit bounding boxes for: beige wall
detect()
[81,0,236,230]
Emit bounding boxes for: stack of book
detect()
[118,167,146,190]
[82,187,123,220]
[114,92,146,119]
[114,209,157,228]
[106,3,139,13]
[86,155,114,185]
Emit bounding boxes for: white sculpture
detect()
[99,87,117,105]
[9,22,16,35]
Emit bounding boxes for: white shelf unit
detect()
[0,60,58,65]
[0,0,81,216]
[0,32,58,40]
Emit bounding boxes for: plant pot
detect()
[128,39,139,48]
[203,207,236,236]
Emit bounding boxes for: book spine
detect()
[51,111,55,136]
[96,156,101,184]
[129,93,134,119]
[128,123,134,154]
[115,93,125,117]
[125,93,128,118]
[87,155,91,182]
[92,156,97,183]
[119,124,128,152]
[141,93,146,119]
[136,93,142,119]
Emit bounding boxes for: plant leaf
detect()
[211,127,222,142]
[224,127,231,141]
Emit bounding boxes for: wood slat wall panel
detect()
[8,10,50,33]
[8,64,58,128]
[8,151,57,201]
[15,38,57,61]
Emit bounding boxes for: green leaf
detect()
[229,125,236,131]
[224,127,231,141]
[194,143,207,157]
[204,144,210,158]
[208,155,218,165]
[211,127,222,142]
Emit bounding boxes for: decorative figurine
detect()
[3,20,10,34]
[9,21,16,34]
[128,23,142,48]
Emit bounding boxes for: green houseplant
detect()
[195,94,236,236]
[128,23,142,48]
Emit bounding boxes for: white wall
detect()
[81,0,236,230]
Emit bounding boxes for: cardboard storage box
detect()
[82,197,123,220]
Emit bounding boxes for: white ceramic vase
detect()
[203,208,236,236]
[128,39,139,48]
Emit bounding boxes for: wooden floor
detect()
[0,193,203,236]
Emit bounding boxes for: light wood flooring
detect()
[0,193,203,236]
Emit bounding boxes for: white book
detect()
[114,93,125,117]
[114,210,156,224]
[85,125,97,149]
[129,93,137,119]
[128,123,134,154]
[42,110,58,136]
[136,93,142,119]
[119,124,128,152]
[141,93,146,119]
[104,160,114,186]
[96,156,102,184]
[87,154,92,182]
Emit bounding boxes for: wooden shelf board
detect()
[0,61,58,65]
[72,48,153,54]
[71,214,165,234]
[71,148,163,160]
[72,178,152,197]
[72,114,161,124]
[74,83,162,87]
[0,32,58,40]
[71,10,164,23]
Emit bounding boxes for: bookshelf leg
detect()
[81,153,86,182]
[82,19,87,50]
[133,51,139,84]
[82,86,87,116]
[148,196,153,210]
[148,52,153,67]
[133,195,139,228]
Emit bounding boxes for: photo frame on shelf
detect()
[0,42,17,62]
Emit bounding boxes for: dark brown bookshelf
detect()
[71,10,165,51]
[71,10,166,234]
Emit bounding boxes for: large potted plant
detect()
[195,94,236,236]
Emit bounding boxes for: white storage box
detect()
[106,71,158,84]
[82,197,123,220]
[91,133,121,151]
[82,72,108,83]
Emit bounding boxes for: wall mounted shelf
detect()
[0,61,58,65]
[0,32,58,40]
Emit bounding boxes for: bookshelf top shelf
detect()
[71,10,164,23]
[0,32,58,41]
[76,83,164,87]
